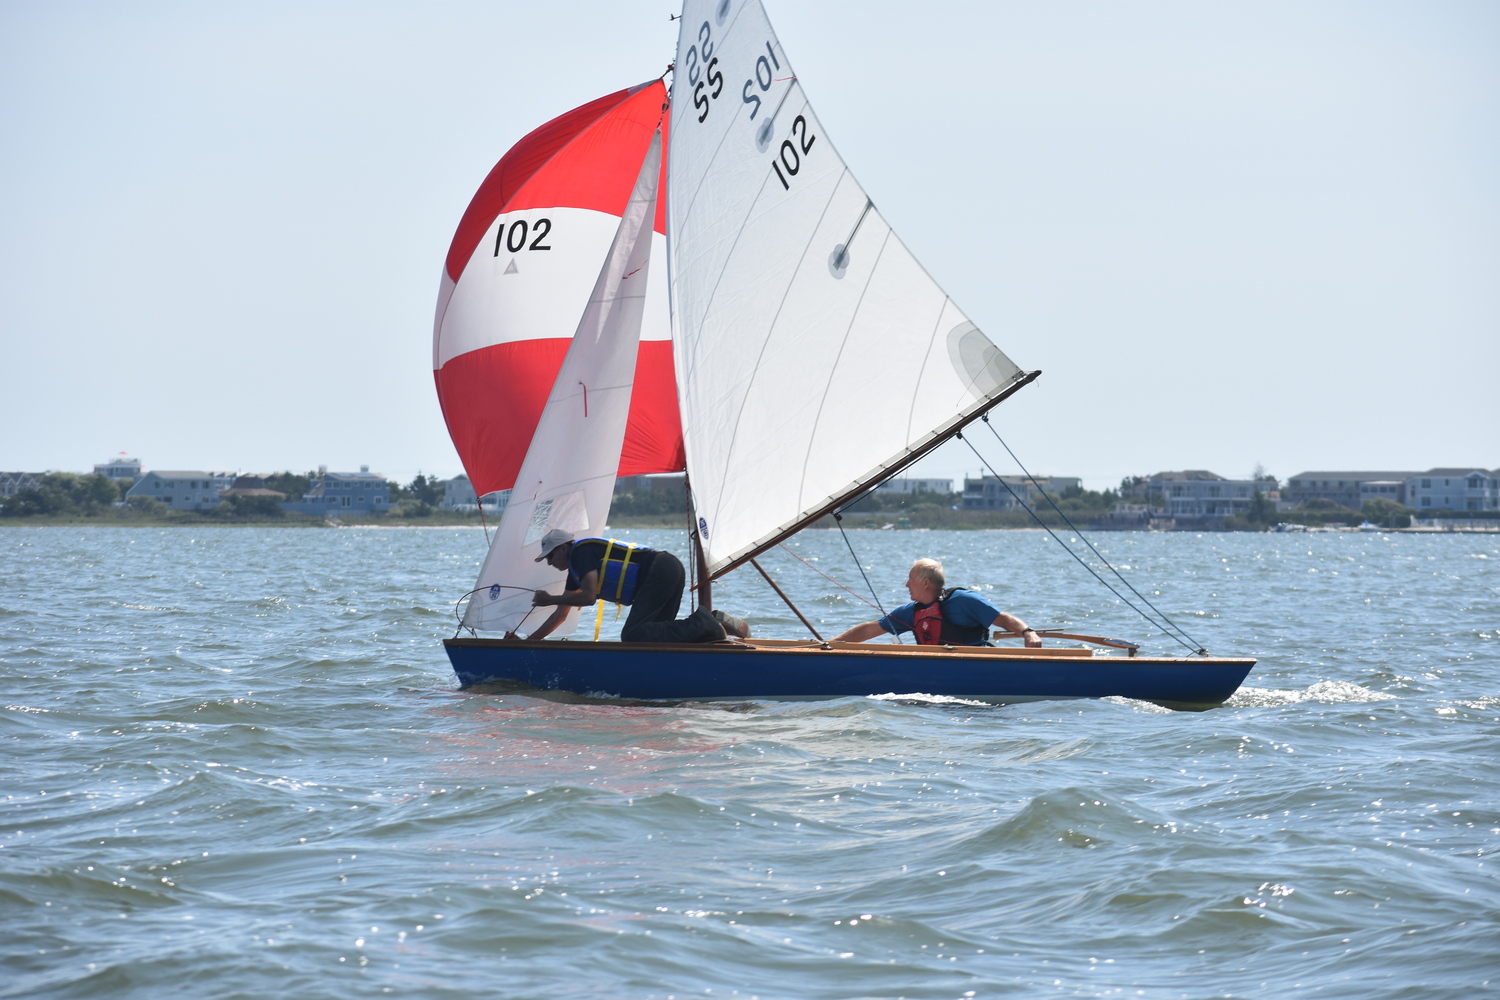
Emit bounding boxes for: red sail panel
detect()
[434,81,681,497]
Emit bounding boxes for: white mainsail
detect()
[667,0,1033,577]
[463,131,663,633]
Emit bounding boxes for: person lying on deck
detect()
[831,558,1043,647]
[513,529,750,643]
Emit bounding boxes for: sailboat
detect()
[434,0,1255,707]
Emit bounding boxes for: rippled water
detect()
[3,525,1497,998]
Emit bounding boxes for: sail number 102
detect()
[770,115,815,190]
[493,218,552,256]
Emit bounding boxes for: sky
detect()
[1,0,1495,491]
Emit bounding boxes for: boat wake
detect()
[1227,680,1394,706]
[866,692,994,708]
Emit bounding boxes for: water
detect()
[2,525,1497,999]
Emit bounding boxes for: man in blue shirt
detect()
[832,558,1042,647]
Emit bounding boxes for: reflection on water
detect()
[2,526,1497,998]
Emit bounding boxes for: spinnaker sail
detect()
[435,81,682,499]
[462,132,664,634]
[667,0,1034,578]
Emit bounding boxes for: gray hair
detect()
[911,558,945,589]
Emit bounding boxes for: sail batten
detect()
[668,0,1032,578]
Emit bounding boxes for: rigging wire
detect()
[957,432,1202,655]
[776,543,882,611]
[833,513,887,616]
[832,510,901,643]
[980,415,1207,653]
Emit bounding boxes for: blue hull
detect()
[443,639,1255,708]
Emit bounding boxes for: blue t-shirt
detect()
[878,589,1001,644]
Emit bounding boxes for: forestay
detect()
[463,132,663,634]
[668,0,1033,578]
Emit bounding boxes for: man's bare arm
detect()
[832,620,887,643]
[994,612,1043,648]
[533,570,599,608]
[525,570,601,640]
[526,604,572,641]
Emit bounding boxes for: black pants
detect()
[619,552,719,643]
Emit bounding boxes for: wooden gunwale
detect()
[442,636,1252,667]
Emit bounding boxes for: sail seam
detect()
[684,87,814,339]
[707,163,852,520]
[904,299,952,446]
[794,228,893,511]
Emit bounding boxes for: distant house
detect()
[126,471,236,511]
[218,475,286,500]
[1357,481,1406,507]
[962,475,1081,510]
[0,472,42,498]
[1283,471,1418,509]
[877,478,953,495]
[94,456,142,480]
[613,473,687,495]
[1147,470,1265,524]
[1095,502,1153,529]
[440,474,508,512]
[281,466,389,514]
[1404,469,1499,512]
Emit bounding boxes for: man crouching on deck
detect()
[516,529,750,643]
[832,558,1043,647]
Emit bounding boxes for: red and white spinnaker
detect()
[434,81,682,499]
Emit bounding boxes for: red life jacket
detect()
[911,588,988,645]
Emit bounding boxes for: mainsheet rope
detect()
[776,543,882,611]
[957,430,1204,656]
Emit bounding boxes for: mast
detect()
[686,473,712,611]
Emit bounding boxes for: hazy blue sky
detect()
[2,1,1495,490]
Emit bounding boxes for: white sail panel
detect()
[668,0,1028,575]
[436,209,669,369]
[463,132,663,633]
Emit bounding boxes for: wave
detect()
[1227,680,1395,706]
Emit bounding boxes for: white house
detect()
[0,472,42,498]
[1148,470,1267,522]
[440,473,509,512]
[94,456,142,480]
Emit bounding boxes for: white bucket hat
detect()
[534,528,575,561]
